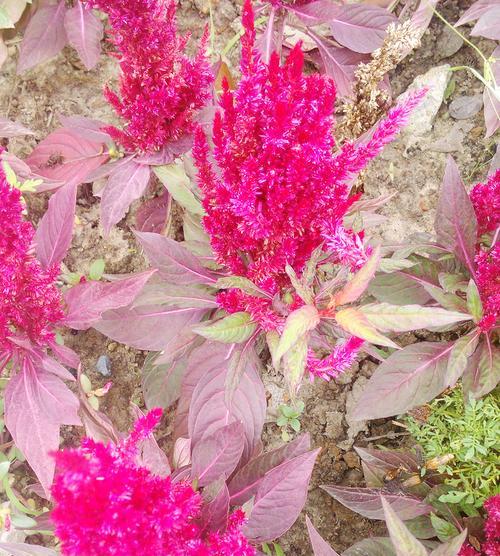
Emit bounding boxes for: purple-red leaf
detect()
[17,1,68,73]
[483,46,500,138]
[462,338,500,398]
[0,117,34,138]
[287,0,342,25]
[228,433,310,505]
[187,343,266,465]
[58,115,111,143]
[471,6,500,39]
[330,5,395,54]
[306,516,340,556]
[309,33,366,97]
[243,449,320,542]
[135,231,217,285]
[4,362,80,496]
[355,447,420,474]
[0,543,58,556]
[64,0,103,69]
[201,480,230,533]
[95,305,205,351]
[35,181,77,269]
[48,341,80,369]
[435,157,478,276]
[191,422,245,486]
[136,191,171,234]
[322,485,432,520]
[456,0,499,26]
[101,159,151,234]
[354,342,454,419]
[26,127,108,189]
[64,270,155,329]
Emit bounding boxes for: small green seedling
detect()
[262,542,286,556]
[276,401,305,442]
[80,373,112,410]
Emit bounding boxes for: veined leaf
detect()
[216,276,271,299]
[466,280,483,322]
[343,538,396,556]
[64,0,103,70]
[274,305,320,364]
[335,307,399,349]
[381,496,427,556]
[283,336,308,398]
[354,342,454,419]
[421,283,468,313]
[445,332,480,387]
[359,303,471,332]
[193,312,256,343]
[429,530,468,556]
[462,339,500,398]
[333,246,381,306]
[435,157,477,276]
[154,162,204,215]
[306,516,340,555]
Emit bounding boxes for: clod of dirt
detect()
[448,94,483,120]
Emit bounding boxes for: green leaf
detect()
[280,405,295,419]
[0,461,10,482]
[154,163,204,215]
[273,543,285,556]
[379,258,416,273]
[335,307,399,349]
[285,264,314,304]
[466,280,483,323]
[274,305,320,365]
[430,513,460,542]
[266,330,280,363]
[11,514,38,529]
[359,303,471,333]
[290,418,301,432]
[421,283,468,313]
[276,415,288,427]
[381,496,427,556]
[80,373,92,394]
[445,332,480,387]
[216,276,270,299]
[429,530,468,556]
[438,273,467,294]
[193,312,256,343]
[88,259,105,281]
[333,246,381,306]
[283,337,308,398]
[0,7,14,29]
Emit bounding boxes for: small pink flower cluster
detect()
[470,170,500,236]
[458,494,500,556]
[470,170,499,333]
[86,0,212,153]
[0,158,63,363]
[51,409,255,556]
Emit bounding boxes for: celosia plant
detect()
[0,156,81,496]
[354,162,499,421]
[86,0,212,154]
[52,409,256,556]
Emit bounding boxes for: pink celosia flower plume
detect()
[457,494,500,556]
[51,409,255,556]
[193,0,423,379]
[86,0,213,153]
[0,156,63,368]
[470,170,499,333]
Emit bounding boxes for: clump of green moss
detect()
[405,387,499,513]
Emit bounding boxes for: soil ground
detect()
[0,0,497,553]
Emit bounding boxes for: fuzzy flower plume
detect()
[0,157,63,363]
[470,170,500,236]
[193,0,421,378]
[86,0,212,153]
[458,495,500,556]
[51,409,255,556]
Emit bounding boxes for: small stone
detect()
[419,198,430,212]
[96,355,112,377]
[325,411,344,440]
[448,95,483,120]
[437,26,464,59]
[400,65,451,137]
[343,451,361,469]
[108,342,117,352]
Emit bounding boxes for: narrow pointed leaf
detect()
[445,333,480,387]
[381,496,427,556]
[101,160,150,234]
[334,246,381,306]
[359,303,471,332]
[306,516,340,555]
[435,157,477,276]
[135,231,217,285]
[154,163,203,215]
[275,305,320,364]
[35,181,77,269]
[193,312,256,344]
[323,486,431,520]
[335,307,399,349]
[354,342,454,419]
[216,276,271,299]
[243,449,320,542]
[430,530,468,556]
[64,1,103,70]
[64,270,155,329]
[462,339,500,398]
